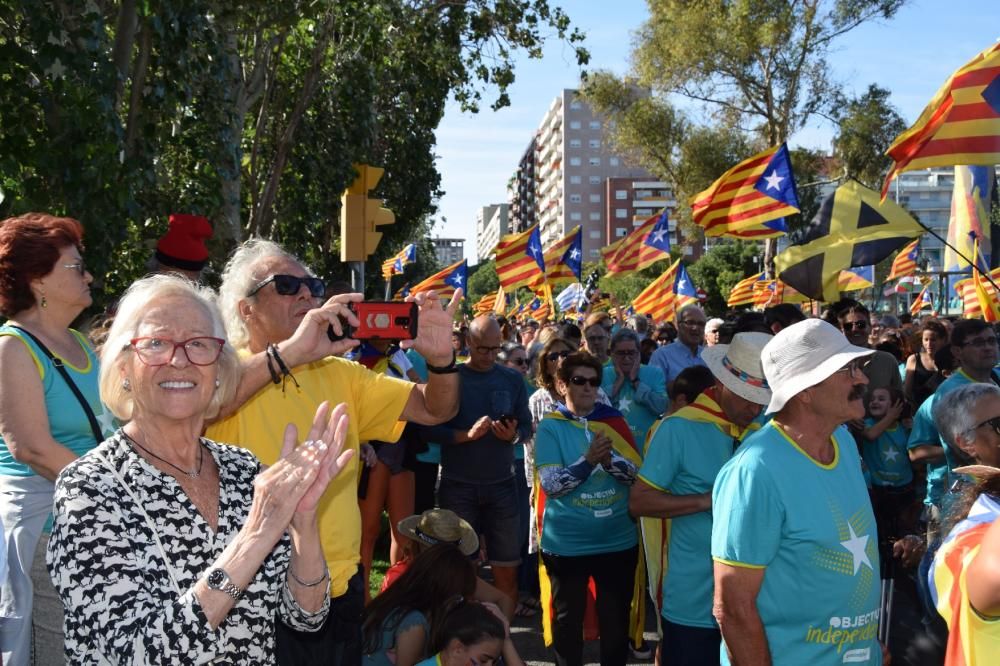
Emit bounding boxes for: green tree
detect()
[687,241,763,314]
[832,84,908,189]
[466,259,500,304]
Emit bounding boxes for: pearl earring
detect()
[40,294,47,308]
[215,379,221,388]
[123,378,131,392]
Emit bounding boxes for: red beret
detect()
[156,214,213,271]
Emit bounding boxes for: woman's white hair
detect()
[217,238,306,350]
[100,274,239,421]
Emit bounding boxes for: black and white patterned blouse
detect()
[47,431,329,664]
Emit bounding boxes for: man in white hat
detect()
[630,332,772,666]
[711,319,883,666]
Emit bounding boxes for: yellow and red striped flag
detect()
[632,260,699,323]
[410,259,467,299]
[910,285,935,317]
[973,238,1000,322]
[887,238,920,280]
[727,272,765,307]
[494,224,545,290]
[883,42,1000,197]
[691,144,799,238]
[837,266,875,292]
[381,243,416,280]
[603,210,672,277]
[752,279,810,307]
[539,226,583,286]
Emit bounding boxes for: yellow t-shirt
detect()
[206,355,413,597]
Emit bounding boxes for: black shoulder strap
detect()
[8,326,105,444]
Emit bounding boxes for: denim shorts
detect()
[438,476,522,566]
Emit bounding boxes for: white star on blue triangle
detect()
[675,265,698,298]
[527,227,545,273]
[643,210,671,253]
[753,143,799,209]
[447,262,468,292]
[562,233,583,280]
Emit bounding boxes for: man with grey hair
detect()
[207,238,460,664]
[649,304,707,394]
[712,319,883,665]
[602,328,667,444]
[705,318,724,346]
[932,382,1000,469]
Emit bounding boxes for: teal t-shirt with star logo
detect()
[712,422,882,666]
[601,363,666,448]
[861,419,913,488]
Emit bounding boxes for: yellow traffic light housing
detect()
[340,164,395,262]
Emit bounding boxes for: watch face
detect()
[207,569,226,588]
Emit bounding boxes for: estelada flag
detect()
[409,259,467,299]
[972,238,1000,322]
[381,243,416,280]
[691,143,799,238]
[883,42,1000,197]
[539,226,583,286]
[727,272,765,307]
[838,265,875,292]
[775,181,923,302]
[603,210,672,277]
[536,403,646,650]
[910,285,934,317]
[632,259,684,322]
[494,224,545,290]
[887,238,920,280]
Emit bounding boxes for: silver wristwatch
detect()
[206,568,243,601]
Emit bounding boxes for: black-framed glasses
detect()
[247,274,325,298]
[842,320,869,331]
[475,345,502,354]
[569,375,601,387]
[546,350,572,362]
[613,349,638,358]
[961,335,999,349]
[63,262,87,276]
[130,337,225,366]
[976,416,1000,436]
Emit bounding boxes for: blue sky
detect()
[432,1,1000,265]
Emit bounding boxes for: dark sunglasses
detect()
[546,350,572,362]
[247,274,325,298]
[569,375,601,387]
[509,358,528,366]
[976,416,1000,436]
[842,320,869,331]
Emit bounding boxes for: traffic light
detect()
[340,164,395,262]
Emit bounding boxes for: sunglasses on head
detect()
[247,274,325,298]
[568,375,601,387]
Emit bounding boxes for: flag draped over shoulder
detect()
[775,181,923,302]
[541,226,583,285]
[495,224,546,290]
[410,259,467,298]
[691,143,799,238]
[381,243,416,280]
[944,166,996,271]
[536,404,645,649]
[883,42,1000,196]
[726,272,765,307]
[632,259,699,322]
[603,210,672,277]
[887,238,920,280]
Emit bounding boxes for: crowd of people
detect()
[0,210,998,666]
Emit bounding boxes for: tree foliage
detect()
[686,241,763,315]
[0,0,588,306]
[831,84,907,189]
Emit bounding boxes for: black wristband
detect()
[426,352,458,374]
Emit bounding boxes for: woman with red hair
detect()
[0,213,112,665]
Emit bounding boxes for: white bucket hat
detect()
[702,332,773,405]
[762,318,874,414]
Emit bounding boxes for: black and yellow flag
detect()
[775,181,923,302]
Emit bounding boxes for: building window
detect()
[569,157,581,166]
[569,121,581,130]
[635,189,651,198]
[569,175,581,184]
[589,230,602,239]
[569,212,582,221]
[589,212,601,221]
[589,121,600,130]
[609,157,620,167]
[588,139,600,148]
[569,138,581,148]
[615,208,628,219]
[615,227,628,238]
[589,193,601,203]
[615,190,628,200]
[637,209,653,217]
[589,176,601,185]
[570,100,583,110]
[590,249,600,258]
[588,157,601,166]
[569,194,582,203]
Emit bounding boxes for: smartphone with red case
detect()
[327,301,418,341]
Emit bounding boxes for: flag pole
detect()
[384,276,392,300]
[913,221,1000,294]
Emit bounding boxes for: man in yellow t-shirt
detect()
[208,239,460,665]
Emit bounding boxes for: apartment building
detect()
[432,238,464,267]
[475,203,509,263]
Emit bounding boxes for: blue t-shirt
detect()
[649,340,705,386]
[638,415,734,628]
[362,608,428,666]
[535,415,637,556]
[907,370,989,508]
[602,364,666,448]
[0,327,115,477]
[712,423,882,666]
[861,419,913,488]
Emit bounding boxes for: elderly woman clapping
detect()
[46,275,353,663]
